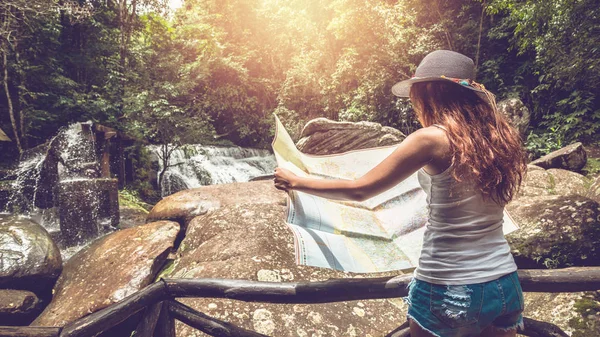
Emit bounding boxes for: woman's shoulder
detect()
[410,126,452,172]
[409,125,449,148]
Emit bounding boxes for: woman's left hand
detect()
[274,167,297,192]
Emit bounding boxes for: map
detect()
[272,115,518,273]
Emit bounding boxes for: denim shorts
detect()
[406,271,524,337]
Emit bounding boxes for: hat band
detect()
[411,74,486,90]
[440,75,472,87]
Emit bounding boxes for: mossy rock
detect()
[507,195,600,268]
[568,292,600,337]
[523,291,600,337]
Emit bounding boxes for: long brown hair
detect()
[409,81,527,205]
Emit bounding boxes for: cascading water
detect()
[1,122,119,259]
[2,153,46,215]
[151,144,277,197]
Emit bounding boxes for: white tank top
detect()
[414,125,517,285]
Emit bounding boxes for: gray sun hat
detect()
[392,50,488,101]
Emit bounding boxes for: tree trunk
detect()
[2,43,22,154]
[158,143,169,193]
[15,38,27,149]
[118,0,127,117]
[474,0,486,76]
[434,0,454,50]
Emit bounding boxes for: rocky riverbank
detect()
[0,108,599,335]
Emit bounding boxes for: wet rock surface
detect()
[0,215,62,293]
[57,178,120,246]
[0,180,13,209]
[118,205,149,229]
[530,142,588,171]
[32,220,180,327]
[147,180,285,226]
[164,202,407,337]
[296,118,406,155]
[0,289,41,325]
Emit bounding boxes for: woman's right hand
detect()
[274,167,297,192]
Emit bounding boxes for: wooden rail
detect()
[1,267,599,337]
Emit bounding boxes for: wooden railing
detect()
[2,267,600,337]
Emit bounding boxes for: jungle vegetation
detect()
[1,0,598,158]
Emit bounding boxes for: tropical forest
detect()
[0,0,599,336]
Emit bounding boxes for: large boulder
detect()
[507,195,600,268]
[497,98,531,138]
[517,167,589,198]
[32,220,180,327]
[0,215,62,293]
[147,180,285,226]
[0,289,41,325]
[508,165,598,268]
[586,176,600,203]
[164,202,407,337]
[530,142,588,171]
[296,118,406,155]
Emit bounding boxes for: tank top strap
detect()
[431,124,447,131]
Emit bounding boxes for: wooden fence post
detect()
[153,301,175,337]
[134,301,164,337]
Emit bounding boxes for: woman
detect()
[274,50,527,337]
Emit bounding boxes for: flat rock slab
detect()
[165,203,407,337]
[32,220,180,327]
[147,180,285,226]
[0,215,62,293]
[531,142,587,171]
[296,118,406,155]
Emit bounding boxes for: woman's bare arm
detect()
[274,127,446,201]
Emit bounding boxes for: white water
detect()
[2,122,107,259]
[150,144,277,197]
[3,153,45,213]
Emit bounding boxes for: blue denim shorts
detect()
[406,271,524,337]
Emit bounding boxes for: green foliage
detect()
[124,145,160,204]
[525,129,564,159]
[543,91,600,143]
[118,189,152,213]
[2,0,599,165]
[486,0,600,143]
[582,158,600,177]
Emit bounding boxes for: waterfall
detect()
[2,153,45,214]
[151,144,277,197]
[2,122,119,259]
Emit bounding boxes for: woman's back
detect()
[416,165,516,285]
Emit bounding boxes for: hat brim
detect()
[392,77,487,100]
